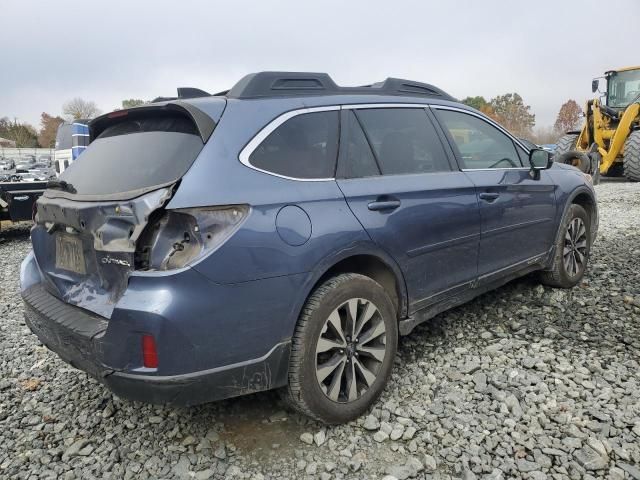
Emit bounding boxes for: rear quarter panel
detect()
[167,99,396,284]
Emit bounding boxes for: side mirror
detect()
[530,148,552,170]
[592,79,599,93]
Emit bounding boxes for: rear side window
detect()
[355,108,451,175]
[59,112,205,197]
[436,110,523,169]
[249,111,339,179]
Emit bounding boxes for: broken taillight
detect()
[135,205,249,271]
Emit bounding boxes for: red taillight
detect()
[142,334,158,368]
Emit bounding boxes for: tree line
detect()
[461,95,583,144]
[0,98,146,148]
[2,94,582,148]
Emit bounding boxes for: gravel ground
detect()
[1,180,639,480]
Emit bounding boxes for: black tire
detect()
[604,163,624,177]
[554,133,579,157]
[283,273,398,424]
[623,130,640,182]
[540,204,591,288]
[555,151,591,173]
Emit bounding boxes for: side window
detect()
[355,108,451,175]
[436,110,523,169]
[337,111,380,178]
[249,110,339,179]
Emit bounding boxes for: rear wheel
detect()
[283,273,398,424]
[623,130,640,181]
[540,204,591,288]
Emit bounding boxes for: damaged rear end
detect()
[27,101,221,317]
[19,99,259,401]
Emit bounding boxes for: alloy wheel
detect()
[563,217,588,277]
[315,298,387,403]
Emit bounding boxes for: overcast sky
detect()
[2,0,638,130]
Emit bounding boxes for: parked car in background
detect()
[21,72,598,424]
[0,158,15,170]
[30,162,52,171]
[14,157,37,171]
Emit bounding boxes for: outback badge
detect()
[101,255,131,267]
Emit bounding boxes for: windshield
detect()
[607,69,640,108]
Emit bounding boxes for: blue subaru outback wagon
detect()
[21,72,598,423]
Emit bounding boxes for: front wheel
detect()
[540,204,591,288]
[283,273,398,424]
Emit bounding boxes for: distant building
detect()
[0,137,17,147]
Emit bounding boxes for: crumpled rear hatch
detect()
[30,101,222,318]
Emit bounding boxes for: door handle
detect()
[479,192,500,202]
[367,199,401,211]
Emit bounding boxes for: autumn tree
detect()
[461,95,500,122]
[62,98,101,121]
[462,96,489,111]
[489,93,535,137]
[0,117,39,147]
[121,99,146,109]
[554,99,582,133]
[38,112,65,148]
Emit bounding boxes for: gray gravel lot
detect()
[1,180,639,480]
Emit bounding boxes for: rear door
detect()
[432,107,557,278]
[336,106,480,312]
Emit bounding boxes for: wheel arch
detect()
[294,245,409,327]
[558,187,598,244]
[571,190,597,221]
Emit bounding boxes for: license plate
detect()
[55,234,86,274]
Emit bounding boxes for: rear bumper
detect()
[105,342,290,405]
[23,283,111,380]
[22,282,291,406]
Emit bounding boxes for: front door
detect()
[336,107,481,311]
[433,107,557,277]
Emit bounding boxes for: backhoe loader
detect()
[555,66,640,181]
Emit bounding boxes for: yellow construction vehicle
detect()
[555,66,640,181]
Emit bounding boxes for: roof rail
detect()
[226,71,455,101]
